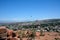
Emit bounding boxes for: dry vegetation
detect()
[0,19,60,40]
[0,26,60,40]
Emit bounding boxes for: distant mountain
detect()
[0,19,60,26]
[34,19,60,24]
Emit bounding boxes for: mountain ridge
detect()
[0,19,60,25]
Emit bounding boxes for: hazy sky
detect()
[0,0,60,22]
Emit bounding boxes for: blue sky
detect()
[0,0,60,22]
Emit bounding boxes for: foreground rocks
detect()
[0,26,60,40]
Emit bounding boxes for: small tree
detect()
[40,28,45,36]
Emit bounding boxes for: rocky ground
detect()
[0,26,60,40]
[6,29,60,40]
